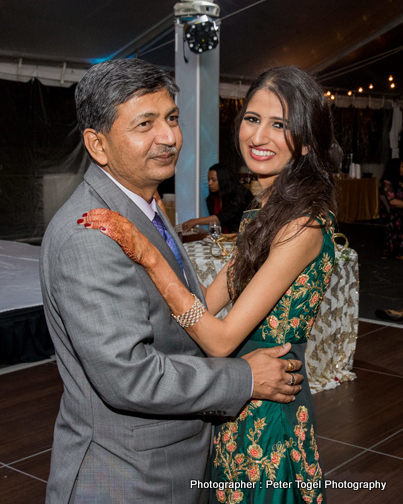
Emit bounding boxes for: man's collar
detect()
[97,165,157,221]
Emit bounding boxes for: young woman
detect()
[380,158,403,259]
[79,66,337,503]
[182,163,253,233]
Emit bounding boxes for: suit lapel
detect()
[84,164,189,288]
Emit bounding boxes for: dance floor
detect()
[0,319,402,503]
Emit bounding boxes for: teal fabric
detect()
[211,210,335,504]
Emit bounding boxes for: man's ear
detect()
[302,145,309,156]
[83,129,108,166]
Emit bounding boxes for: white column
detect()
[174,21,220,224]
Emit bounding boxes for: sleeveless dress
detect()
[211,210,335,504]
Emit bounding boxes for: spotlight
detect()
[347,91,352,96]
[391,83,396,89]
[175,1,220,55]
[183,15,219,54]
[369,84,373,89]
[358,87,363,93]
[389,75,394,81]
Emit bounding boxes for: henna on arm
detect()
[77,210,322,359]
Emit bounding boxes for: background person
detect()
[182,163,253,233]
[380,157,403,259]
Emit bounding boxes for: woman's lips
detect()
[249,147,275,161]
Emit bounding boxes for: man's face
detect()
[96,89,182,200]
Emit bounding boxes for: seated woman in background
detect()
[182,163,253,233]
[381,158,403,259]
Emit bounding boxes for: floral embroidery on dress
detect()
[213,210,334,503]
[291,406,324,503]
[213,404,324,503]
[227,213,335,346]
[259,249,334,345]
[213,414,292,503]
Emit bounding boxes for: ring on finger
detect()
[288,374,295,386]
[287,359,295,372]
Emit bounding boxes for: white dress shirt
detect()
[99,167,157,220]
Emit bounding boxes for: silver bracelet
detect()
[172,294,206,328]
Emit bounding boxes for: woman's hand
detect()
[77,209,157,268]
[182,218,201,231]
[182,214,219,231]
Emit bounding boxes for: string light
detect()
[323,74,396,98]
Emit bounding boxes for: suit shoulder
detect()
[43,182,106,248]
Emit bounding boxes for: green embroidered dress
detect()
[211,210,335,504]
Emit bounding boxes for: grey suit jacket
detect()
[40,164,252,504]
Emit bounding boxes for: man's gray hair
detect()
[75,59,179,133]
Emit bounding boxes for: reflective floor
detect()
[0,320,402,503]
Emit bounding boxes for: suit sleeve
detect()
[52,229,252,417]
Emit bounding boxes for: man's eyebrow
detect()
[130,112,158,125]
[166,106,179,117]
[130,107,179,126]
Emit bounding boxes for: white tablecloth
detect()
[0,240,42,313]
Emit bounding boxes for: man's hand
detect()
[242,343,303,403]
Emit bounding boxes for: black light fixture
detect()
[184,15,219,54]
[175,1,220,55]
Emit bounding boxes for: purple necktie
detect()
[152,212,184,272]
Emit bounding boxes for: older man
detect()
[40,59,302,504]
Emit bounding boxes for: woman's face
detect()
[239,88,293,189]
[208,170,219,193]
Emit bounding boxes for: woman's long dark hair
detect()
[381,158,402,192]
[208,163,247,208]
[231,66,338,300]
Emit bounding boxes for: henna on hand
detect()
[77,209,157,267]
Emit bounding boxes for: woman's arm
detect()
[204,262,231,315]
[79,211,322,357]
[182,214,219,231]
[389,198,403,208]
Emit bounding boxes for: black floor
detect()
[338,221,403,324]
